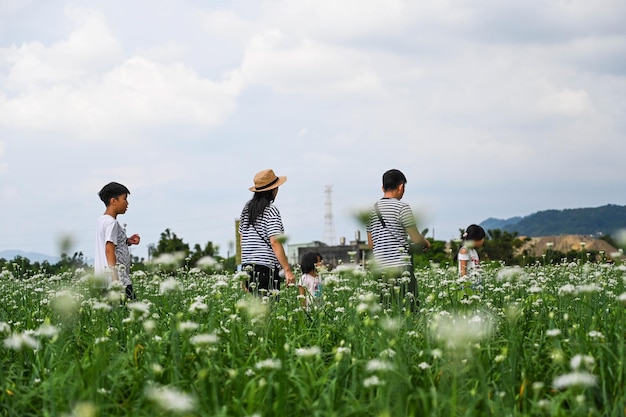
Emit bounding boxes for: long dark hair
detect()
[245,189,275,225]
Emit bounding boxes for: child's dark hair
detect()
[99,182,130,206]
[382,169,407,191]
[300,252,319,274]
[462,224,486,241]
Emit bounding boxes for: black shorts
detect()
[242,264,281,296]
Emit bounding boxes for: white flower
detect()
[3,332,40,351]
[159,277,182,294]
[379,348,396,359]
[363,375,384,387]
[255,358,282,370]
[570,354,595,371]
[366,359,394,372]
[558,284,577,296]
[35,323,60,338]
[577,284,600,294]
[91,301,112,312]
[143,319,157,333]
[196,256,217,267]
[95,337,109,345]
[497,266,527,282]
[587,330,604,339]
[145,384,196,414]
[431,312,493,351]
[189,299,208,313]
[62,401,97,417]
[127,301,151,321]
[546,328,561,337]
[552,372,598,390]
[334,346,351,361]
[295,346,322,358]
[177,321,199,332]
[418,362,431,370]
[0,322,10,334]
[149,252,186,267]
[236,297,269,320]
[190,333,219,346]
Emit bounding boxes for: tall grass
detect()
[1,260,625,416]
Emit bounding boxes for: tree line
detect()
[1,228,623,277]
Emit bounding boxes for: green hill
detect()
[480,204,626,237]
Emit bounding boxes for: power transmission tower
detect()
[324,185,337,245]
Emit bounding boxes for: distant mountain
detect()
[0,250,60,264]
[480,216,523,231]
[481,204,626,237]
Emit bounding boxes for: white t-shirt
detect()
[458,246,480,279]
[298,273,322,308]
[94,214,132,287]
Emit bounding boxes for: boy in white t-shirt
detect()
[298,252,323,309]
[94,182,140,300]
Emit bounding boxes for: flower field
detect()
[1,260,625,416]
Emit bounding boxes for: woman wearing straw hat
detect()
[239,169,295,296]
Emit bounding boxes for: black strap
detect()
[374,202,386,228]
[374,201,408,250]
[252,224,272,249]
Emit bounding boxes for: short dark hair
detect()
[463,224,486,241]
[300,252,319,274]
[99,182,130,206]
[382,169,407,191]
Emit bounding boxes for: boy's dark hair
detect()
[382,169,407,191]
[99,182,130,206]
[463,224,486,241]
[300,252,319,274]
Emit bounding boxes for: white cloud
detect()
[0,57,242,139]
[0,7,243,141]
[197,8,255,44]
[266,0,409,40]
[538,89,592,117]
[239,29,383,94]
[2,7,121,90]
[0,140,6,174]
[0,0,625,258]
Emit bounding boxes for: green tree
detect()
[188,241,218,265]
[149,228,237,272]
[483,229,528,265]
[152,228,190,258]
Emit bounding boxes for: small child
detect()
[94,182,140,300]
[298,252,323,309]
[458,224,486,281]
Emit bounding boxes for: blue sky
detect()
[1,0,625,260]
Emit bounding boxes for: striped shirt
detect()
[239,202,284,268]
[367,198,416,269]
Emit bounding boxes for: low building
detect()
[288,232,370,269]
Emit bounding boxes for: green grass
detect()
[1,261,625,416]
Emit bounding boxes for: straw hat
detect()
[249,169,287,192]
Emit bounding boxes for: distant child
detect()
[458,224,486,281]
[94,182,140,300]
[298,252,323,309]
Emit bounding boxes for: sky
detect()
[1,0,625,262]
